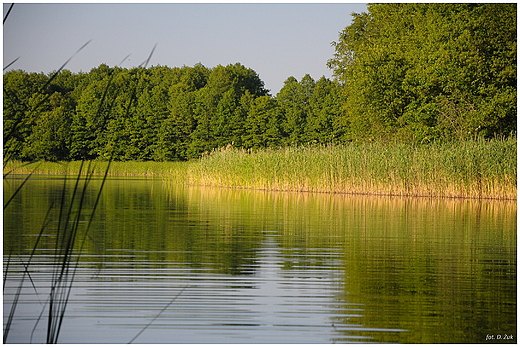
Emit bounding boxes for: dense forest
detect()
[3,3,516,162]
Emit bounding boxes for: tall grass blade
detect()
[31,300,48,343]
[3,161,42,209]
[3,200,55,342]
[42,40,92,93]
[3,3,14,24]
[3,56,20,70]
[3,41,92,152]
[129,284,189,344]
[3,249,12,291]
[139,43,157,68]
[119,53,132,66]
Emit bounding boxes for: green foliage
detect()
[22,92,74,161]
[307,77,346,143]
[277,75,312,145]
[328,3,517,142]
[5,4,516,163]
[242,95,282,149]
[4,63,343,161]
[3,70,47,161]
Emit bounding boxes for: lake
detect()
[3,176,517,343]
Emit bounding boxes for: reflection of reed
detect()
[181,184,516,239]
[179,184,516,343]
[4,179,516,343]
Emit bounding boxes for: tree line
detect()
[4,3,516,162]
[4,63,344,161]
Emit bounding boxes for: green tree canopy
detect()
[328,3,517,142]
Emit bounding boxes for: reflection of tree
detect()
[333,199,516,343]
[4,179,516,343]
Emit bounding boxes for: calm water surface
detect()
[3,177,517,343]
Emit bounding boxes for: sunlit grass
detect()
[3,160,186,177]
[183,138,517,199]
[5,137,517,200]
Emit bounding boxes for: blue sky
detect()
[3,3,367,94]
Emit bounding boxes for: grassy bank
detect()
[4,138,517,200]
[4,160,179,177]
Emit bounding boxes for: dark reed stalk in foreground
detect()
[45,161,112,343]
[3,3,14,24]
[128,284,188,344]
[3,39,163,343]
[3,39,109,343]
[3,40,91,159]
[3,161,109,343]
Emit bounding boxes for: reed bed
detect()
[4,160,186,178]
[186,139,516,199]
[5,138,517,200]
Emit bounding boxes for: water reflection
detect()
[3,177,516,343]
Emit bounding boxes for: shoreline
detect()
[4,140,517,201]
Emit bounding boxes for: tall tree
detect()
[243,95,281,149]
[307,77,344,144]
[276,75,314,145]
[23,92,74,161]
[3,70,47,161]
[157,83,197,160]
[328,3,517,142]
